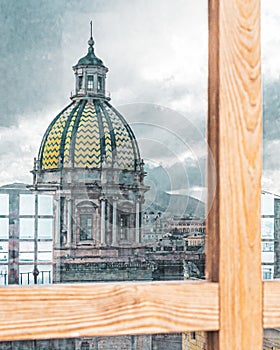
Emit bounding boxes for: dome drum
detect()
[71,65,109,101]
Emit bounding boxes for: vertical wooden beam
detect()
[207,0,262,349]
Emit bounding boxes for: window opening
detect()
[78,75,83,90]
[80,214,93,241]
[98,76,102,91]
[87,75,93,90]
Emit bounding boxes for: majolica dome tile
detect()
[38,100,140,171]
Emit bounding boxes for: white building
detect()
[0,183,53,285]
[261,190,279,280]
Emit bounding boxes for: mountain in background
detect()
[144,162,205,218]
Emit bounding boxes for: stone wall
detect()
[152,333,182,350]
[0,336,153,350]
[182,332,206,350]
[53,258,197,283]
[182,330,280,350]
[54,261,155,283]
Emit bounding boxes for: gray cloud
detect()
[0,0,208,185]
[262,79,280,180]
[263,80,280,142]
[0,1,66,126]
[0,0,207,127]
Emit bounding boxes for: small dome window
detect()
[87,75,94,90]
[78,76,83,90]
[98,76,103,91]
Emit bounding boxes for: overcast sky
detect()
[0,0,280,194]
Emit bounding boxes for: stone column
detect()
[55,193,61,247]
[135,201,140,244]
[75,71,78,93]
[67,199,72,246]
[62,197,67,245]
[101,198,106,245]
[96,208,100,244]
[84,71,88,95]
[112,199,117,245]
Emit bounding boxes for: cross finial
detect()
[90,20,93,39]
[88,20,94,48]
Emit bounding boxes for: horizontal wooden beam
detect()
[0,281,219,341]
[1,279,280,341]
[264,280,280,329]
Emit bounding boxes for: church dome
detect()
[38,99,140,171]
[74,24,104,68]
[37,23,142,174]
[76,53,103,66]
[75,38,104,67]
[76,46,104,67]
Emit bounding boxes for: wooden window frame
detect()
[0,1,278,349]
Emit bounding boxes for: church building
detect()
[32,25,152,284]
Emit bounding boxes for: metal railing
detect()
[70,89,111,99]
[20,270,52,285]
[0,273,7,286]
[0,271,52,286]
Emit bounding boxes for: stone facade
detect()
[0,336,149,350]
[0,334,183,350]
[53,248,204,283]
[152,333,182,350]
[274,198,280,278]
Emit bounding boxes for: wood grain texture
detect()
[0,281,219,341]
[264,280,280,328]
[207,0,262,349]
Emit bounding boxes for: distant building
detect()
[261,191,280,280]
[182,191,280,349]
[185,233,204,248]
[0,183,53,286]
[167,216,205,235]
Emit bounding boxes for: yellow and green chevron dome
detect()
[38,100,141,171]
